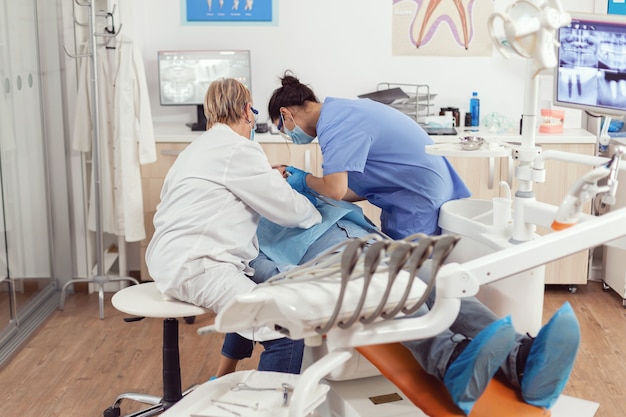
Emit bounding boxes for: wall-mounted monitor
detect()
[157,50,252,130]
[554,12,626,118]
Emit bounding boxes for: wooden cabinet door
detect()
[446,156,505,200]
[139,142,190,280]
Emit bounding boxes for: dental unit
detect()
[160,2,626,416]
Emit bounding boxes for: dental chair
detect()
[162,233,585,417]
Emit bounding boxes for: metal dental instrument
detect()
[232,382,283,392]
[230,382,294,406]
[211,399,259,410]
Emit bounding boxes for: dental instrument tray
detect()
[361,82,436,124]
[358,87,409,104]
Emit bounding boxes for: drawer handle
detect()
[160,149,182,156]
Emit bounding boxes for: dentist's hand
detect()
[285,166,316,205]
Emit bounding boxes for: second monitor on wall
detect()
[157,49,252,131]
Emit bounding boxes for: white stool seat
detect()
[112,282,208,318]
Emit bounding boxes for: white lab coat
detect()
[146,124,321,340]
[72,35,156,242]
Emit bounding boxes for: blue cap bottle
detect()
[470,92,480,127]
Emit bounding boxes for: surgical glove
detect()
[285,166,316,205]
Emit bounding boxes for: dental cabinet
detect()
[141,124,595,287]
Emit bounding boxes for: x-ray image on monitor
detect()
[555,13,626,117]
[598,32,626,72]
[556,67,599,107]
[158,50,251,130]
[159,59,197,104]
[559,27,600,68]
[598,71,626,109]
[158,50,251,106]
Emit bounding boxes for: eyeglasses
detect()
[277,114,284,132]
[277,114,292,141]
[248,106,258,129]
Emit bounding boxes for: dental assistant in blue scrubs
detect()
[267,72,471,239]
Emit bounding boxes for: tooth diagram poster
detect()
[392,0,494,56]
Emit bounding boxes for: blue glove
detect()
[285,166,316,205]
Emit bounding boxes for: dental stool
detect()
[104,282,208,417]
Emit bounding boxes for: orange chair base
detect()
[356,343,550,417]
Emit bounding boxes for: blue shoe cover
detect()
[521,302,580,408]
[443,316,516,415]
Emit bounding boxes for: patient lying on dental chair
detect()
[217,193,581,415]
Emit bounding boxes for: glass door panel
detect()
[0,0,15,333]
[2,0,52,320]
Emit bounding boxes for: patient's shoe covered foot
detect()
[443,316,516,415]
[521,301,580,409]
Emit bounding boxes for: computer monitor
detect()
[554,13,626,118]
[157,50,252,131]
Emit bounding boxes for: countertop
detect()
[153,122,597,145]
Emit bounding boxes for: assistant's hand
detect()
[285,166,316,205]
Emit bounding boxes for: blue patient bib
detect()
[257,199,376,265]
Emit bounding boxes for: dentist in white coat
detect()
[146,78,321,374]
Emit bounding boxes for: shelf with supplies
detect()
[359,82,436,124]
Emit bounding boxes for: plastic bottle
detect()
[470,92,480,127]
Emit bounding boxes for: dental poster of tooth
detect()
[186,0,272,22]
[392,0,494,56]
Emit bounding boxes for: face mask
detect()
[249,127,255,141]
[282,115,315,144]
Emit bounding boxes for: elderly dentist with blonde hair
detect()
[146,78,321,373]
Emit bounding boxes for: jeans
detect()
[222,332,304,373]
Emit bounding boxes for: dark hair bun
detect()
[281,73,300,87]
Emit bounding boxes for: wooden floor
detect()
[0,280,624,417]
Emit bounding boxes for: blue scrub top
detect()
[317,97,471,239]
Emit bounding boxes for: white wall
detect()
[122,0,598,128]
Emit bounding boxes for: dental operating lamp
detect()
[488,0,572,242]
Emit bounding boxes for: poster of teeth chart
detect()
[392,0,494,56]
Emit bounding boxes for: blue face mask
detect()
[285,125,315,144]
[281,113,315,144]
